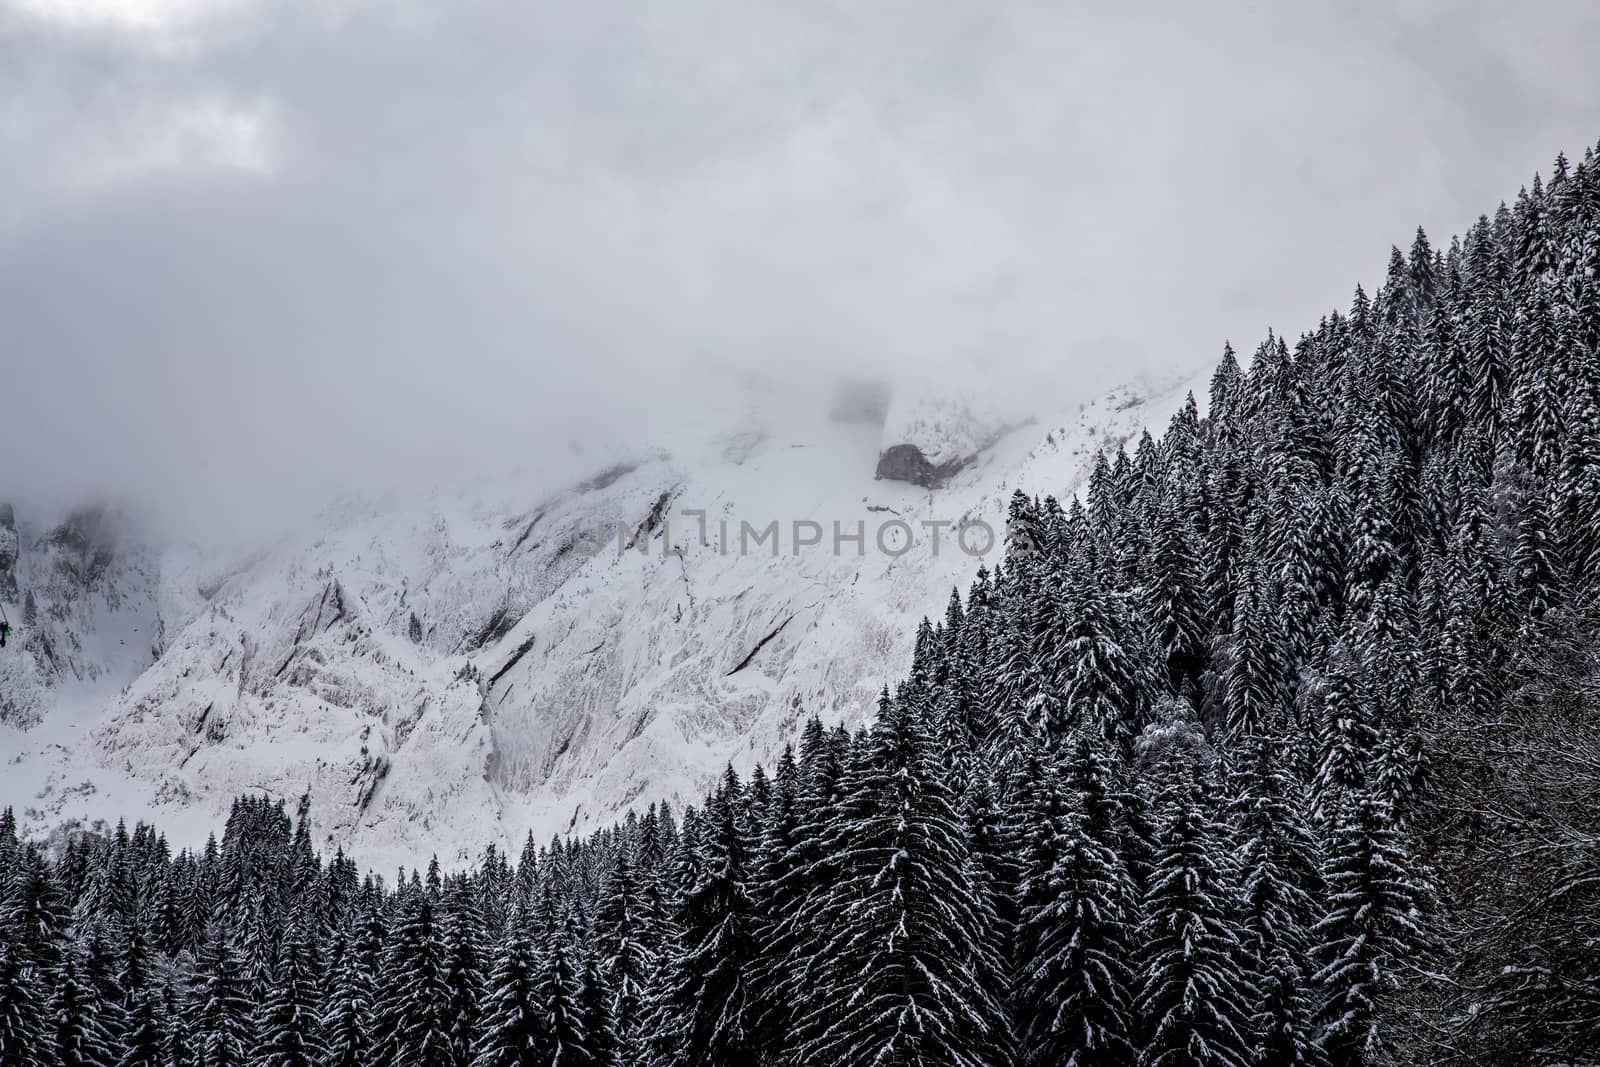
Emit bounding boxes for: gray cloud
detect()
[3,0,1599,535]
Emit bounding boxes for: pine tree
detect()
[117,991,164,1067]
[1512,482,1561,623]
[249,923,322,1067]
[80,929,125,1052]
[1511,289,1563,475]
[161,985,192,1067]
[750,730,841,1059]
[1039,568,1149,753]
[650,767,758,1067]
[470,927,542,1067]
[0,940,43,1067]
[49,954,116,1067]
[442,895,485,1067]
[1145,496,1208,696]
[534,938,591,1067]
[1013,779,1136,1067]
[3,847,67,976]
[578,955,617,1067]
[1232,740,1321,962]
[1311,792,1430,1067]
[374,894,453,1066]
[1311,650,1375,822]
[320,931,374,1067]
[193,934,252,1067]
[1224,564,1281,741]
[1250,950,1323,1067]
[593,848,652,1059]
[1136,764,1253,1067]
[1230,740,1324,1067]
[789,699,1006,1067]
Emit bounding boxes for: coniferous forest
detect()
[6,144,1600,1067]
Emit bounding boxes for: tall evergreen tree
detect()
[50,955,116,1067]
[1136,764,1253,1067]
[1311,792,1430,1067]
[374,894,453,1066]
[1013,779,1136,1067]
[117,991,164,1067]
[0,941,43,1067]
[650,767,759,1067]
[470,926,542,1067]
[249,923,322,1067]
[191,934,252,1067]
[790,699,1006,1067]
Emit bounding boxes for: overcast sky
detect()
[4,0,1599,534]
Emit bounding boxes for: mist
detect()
[4,0,1599,540]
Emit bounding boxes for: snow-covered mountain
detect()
[1,374,1195,871]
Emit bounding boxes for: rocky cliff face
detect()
[2,376,1192,869]
[0,505,183,728]
[873,443,971,488]
[872,386,1020,489]
[0,504,18,602]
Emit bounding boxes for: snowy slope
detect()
[1,373,1200,871]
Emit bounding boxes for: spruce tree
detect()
[117,991,164,1067]
[1224,564,1281,741]
[470,927,542,1067]
[1311,792,1429,1067]
[578,955,617,1067]
[0,941,43,1067]
[1136,764,1253,1067]
[650,767,758,1067]
[1145,496,1208,696]
[193,934,252,1067]
[1013,789,1136,1067]
[320,931,373,1067]
[442,895,485,1067]
[249,923,322,1067]
[374,894,453,1066]
[593,846,652,1059]
[533,938,590,1067]
[50,954,116,1067]
[790,699,1006,1067]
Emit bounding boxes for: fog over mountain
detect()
[5,0,1600,537]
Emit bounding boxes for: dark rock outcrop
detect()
[44,506,117,590]
[0,503,17,601]
[874,444,971,489]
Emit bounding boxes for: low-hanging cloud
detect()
[4,0,1599,537]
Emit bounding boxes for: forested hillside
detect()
[4,141,1600,1067]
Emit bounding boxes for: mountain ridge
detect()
[0,376,1194,871]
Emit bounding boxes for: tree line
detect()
[4,139,1600,1066]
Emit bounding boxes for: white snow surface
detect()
[0,374,1198,872]
[879,380,1016,467]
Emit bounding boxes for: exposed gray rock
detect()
[45,505,117,590]
[873,443,972,489]
[0,503,17,601]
